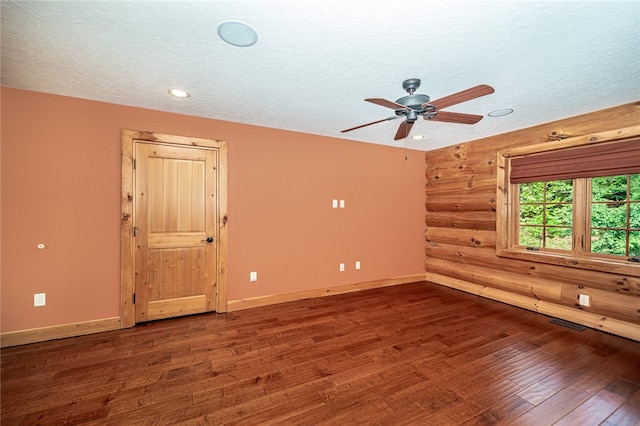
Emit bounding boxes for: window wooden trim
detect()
[496,125,640,277]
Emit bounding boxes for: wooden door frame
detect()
[120,129,228,328]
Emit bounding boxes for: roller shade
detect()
[510,138,640,184]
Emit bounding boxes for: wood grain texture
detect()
[227,273,426,311]
[0,317,121,348]
[135,143,218,322]
[427,271,640,341]
[425,102,640,342]
[121,130,228,325]
[2,282,639,425]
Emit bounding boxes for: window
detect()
[496,130,640,276]
[517,175,639,256]
[518,179,573,251]
[590,175,640,257]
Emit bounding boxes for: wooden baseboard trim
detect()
[228,274,427,312]
[425,272,640,342]
[1,317,121,348]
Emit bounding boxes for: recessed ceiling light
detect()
[488,108,514,117]
[168,89,190,98]
[411,135,425,140]
[217,21,258,47]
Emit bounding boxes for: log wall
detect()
[425,102,640,341]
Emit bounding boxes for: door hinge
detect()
[133,293,136,304]
[133,159,136,169]
[133,226,137,237]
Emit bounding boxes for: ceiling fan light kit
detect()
[342,78,495,141]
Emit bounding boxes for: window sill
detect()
[496,247,640,277]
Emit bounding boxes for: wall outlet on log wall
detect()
[578,294,590,307]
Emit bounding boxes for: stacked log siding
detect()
[425,102,640,340]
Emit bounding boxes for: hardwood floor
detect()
[2,282,639,425]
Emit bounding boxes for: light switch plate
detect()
[34,293,46,307]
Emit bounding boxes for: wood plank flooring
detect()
[2,282,640,425]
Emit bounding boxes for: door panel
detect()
[135,142,218,322]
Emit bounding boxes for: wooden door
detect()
[134,142,218,322]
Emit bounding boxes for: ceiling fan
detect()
[341,78,495,140]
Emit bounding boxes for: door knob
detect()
[201,236,214,243]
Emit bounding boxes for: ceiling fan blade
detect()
[430,85,495,110]
[365,98,409,110]
[427,110,484,125]
[394,121,414,140]
[341,116,400,133]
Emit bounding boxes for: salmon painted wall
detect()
[1,87,426,333]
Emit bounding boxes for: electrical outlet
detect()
[332,199,338,208]
[578,294,590,307]
[339,199,345,208]
[355,261,361,270]
[34,293,46,307]
[339,263,345,272]
[250,271,258,282]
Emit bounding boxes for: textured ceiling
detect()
[2,1,639,151]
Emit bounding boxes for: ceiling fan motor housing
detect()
[396,78,433,121]
[395,94,431,108]
[395,94,436,122]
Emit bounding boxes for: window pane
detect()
[592,202,627,228]
[592,175,628,202]
[630,175,640,201]
[546,227,572,250]
[520,204,543,225]
[546,180,573,202]
[630,231,640,257]
[520,182,544,203]
[545,204,572,226]
[519,226,542,247]
[631,203,640,229]
[591,229,627,256]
